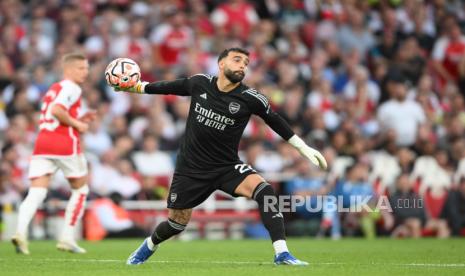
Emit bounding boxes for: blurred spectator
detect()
[410,3,436,53]
[389,36,426,85]
[407,74,442,122]
[389,174,450,238]
[132,134,174,177]
[115,159,141,200]
[336,7,375,60]
[150,8,193,69]
[83,116,112,156]
[284,158,332,237]
[396,147,416,174]
[432,15,465,91]
[411,143,452,196]
[84,6,119,59]
[338,163,379,239]
[441,177,465,236]
[0,161,22,206]
[377,76,426,147]
[91,149,122,197]
[1,143,27,197]
[19,18,54,61]
[3,70,41,111]
[210,0,259,42]
[342,65,381,120]
[285,158,327,218]
[113,135,136,159]
[85,192,147,241]
[324,163,378,239]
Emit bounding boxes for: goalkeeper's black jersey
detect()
[144,74,294,173]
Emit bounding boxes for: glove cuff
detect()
[135,81,148,93]
[288,135,306,149]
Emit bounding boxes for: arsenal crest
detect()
[229,102,240,114]
[170,193,177,202]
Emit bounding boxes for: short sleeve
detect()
[150,24,170,45]
[432,38,447,61]
[54,81,81,109]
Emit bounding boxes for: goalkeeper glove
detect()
[114,81,148,94]
[288,135,328,170]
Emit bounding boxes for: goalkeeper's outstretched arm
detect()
[259,110,328,170]
[249,92,328,170]
[116,78,191,96]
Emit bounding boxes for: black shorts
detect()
[167,163,257,209]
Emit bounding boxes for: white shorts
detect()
[28,154,88,179]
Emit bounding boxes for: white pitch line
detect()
[400,263,465,268]
[0,258,271,265]
[0,258,464,268]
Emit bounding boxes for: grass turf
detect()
[0,238,464,275]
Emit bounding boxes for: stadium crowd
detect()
[1,0,465,239]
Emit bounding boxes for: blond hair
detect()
[62,53,87,64]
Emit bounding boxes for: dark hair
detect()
[109,192,123,205]
[217,47,249,62]
[1,143,13,156]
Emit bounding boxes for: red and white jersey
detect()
[432,35,465,86]
[210,2,259,40]
[150,24,194,65]
[33,79,82,157]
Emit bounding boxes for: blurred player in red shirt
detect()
[150,8,194,68]
[211,0,259,42]
[432,15,465,91]
[11,53,96,255]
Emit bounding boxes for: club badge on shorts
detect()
[229,102,240,114]
[170,193,177,203]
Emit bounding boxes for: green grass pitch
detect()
[1,238,464,275]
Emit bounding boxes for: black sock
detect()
[252,182,285,242]
[150,218,186,245]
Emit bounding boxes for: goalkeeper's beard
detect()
[224,68,245,83]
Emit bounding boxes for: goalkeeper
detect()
[113,48,327,266]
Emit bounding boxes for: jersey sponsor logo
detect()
[170,193,177,203]
[229,102,240,114]
[200,93,207,99]
[194,102,235,131]
[234,163,256,174]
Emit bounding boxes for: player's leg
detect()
[424,218,450,238]
[149,208,191,246]
[12,158,54,255]
[12,175,50,255]
[391,224,409,238]
[405,218,422,238]
[56,174,89,253]
[128,172,209,265]
[127,208,193,265]
[233,174,308,265]
[144,208,191,251]
[57,154,89,253]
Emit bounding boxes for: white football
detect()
[105,58,141,89]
